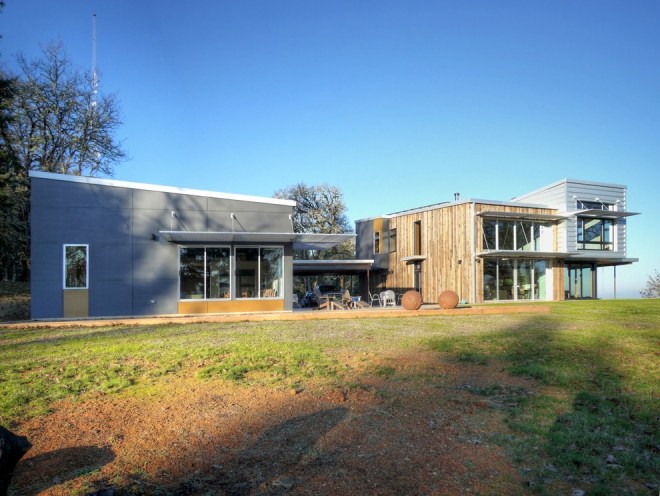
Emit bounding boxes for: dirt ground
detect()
[10,350,537,495]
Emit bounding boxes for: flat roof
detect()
[29,170,296,207]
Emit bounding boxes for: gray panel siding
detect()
[31,176,294,318]
[514,181,567,209]
[355,221,374,260]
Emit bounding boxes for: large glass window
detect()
[565,263,593,298]
[236,246,284,299]
[207,247,231,298]
[180,246,231,300]
[483,219,551,251]
[498,222,515,250]
[64,244,88,289]
[577,218,613,250]
[260,247,283,297]
[482,258,549,301]
[482,220,497,250]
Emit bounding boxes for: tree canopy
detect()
[274,182,355,260]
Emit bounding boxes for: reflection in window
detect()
[236,247,284,298]
[261,247,283,297]
[236,247,259,298]
[482,220,497,250]
[207,247,231,298]
[482,219,550,251]
[180,247,230,300]
[389,228,397,253]
[577,217,613,250]
[498,222,515,250]
[64,245,88,288]
[374,231,380,254]
[482,258,548,301]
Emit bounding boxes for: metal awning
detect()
[564,254,639,266]
[158,231,355,251]
[572,209,640,219]
[477,250,568,259]
[401,255,427,263]
[293,259,374,274]
[477,211,566,221]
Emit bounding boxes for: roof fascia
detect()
[29,170,296,207]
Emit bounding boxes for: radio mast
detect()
[91,13,98,109]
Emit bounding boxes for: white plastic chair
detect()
[368,291,381,307]
[380,290,396,307]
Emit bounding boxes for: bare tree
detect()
[0,42,126,281]
[5,42,125,177]
[640,270,660,298]
[274,182,355,260]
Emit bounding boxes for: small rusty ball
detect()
[438,290,459,309]
[401,290,423,310]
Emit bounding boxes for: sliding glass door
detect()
[483,259,549,301]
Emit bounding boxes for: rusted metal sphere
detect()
[401,290,423,310]
[438,290,459,309]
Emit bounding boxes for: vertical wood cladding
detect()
[388,203,474,303]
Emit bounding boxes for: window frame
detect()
[577,217,614,251]
[235,245,284,299]
[178,245,232,301]
[389,228,397,253]
[63,244,89,289]
[374,231,381,255]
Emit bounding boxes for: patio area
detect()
[0,303,551,329]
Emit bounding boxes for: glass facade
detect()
[483,258,548,301]
[482,219,550,251]
[180,246,282,300]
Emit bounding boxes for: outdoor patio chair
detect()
[380,290,396,307]
[368,291,381,307]
[314,288,331,310]
[340,290,354,309]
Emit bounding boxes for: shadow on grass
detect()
[160,407,350,495]
[427,309,659,494]
[12,445,115,495]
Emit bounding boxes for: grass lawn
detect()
[1,299,658,495]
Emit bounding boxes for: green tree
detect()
[640,270,660,298]
[274,182,355,260]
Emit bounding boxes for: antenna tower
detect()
[91,13,98,109]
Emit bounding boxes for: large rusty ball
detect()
[401,290,423,310]
[438,290,459,309]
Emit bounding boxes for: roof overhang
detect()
[564,253,639,266]
[158,231,355,251]
[571,209,640,219]
[477,211,566,221]
[293,259,374,274]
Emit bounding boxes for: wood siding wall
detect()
[383,202,561,304]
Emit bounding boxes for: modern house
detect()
[355,179,639,304]
[30,171,352,319]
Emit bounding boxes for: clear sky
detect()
[2,0,659,298]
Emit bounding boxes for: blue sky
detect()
[2,0,659,298]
